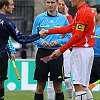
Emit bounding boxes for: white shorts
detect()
[71,47,94,87]
[63,49,71,78]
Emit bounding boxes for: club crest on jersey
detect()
[76,24,85,32]
[15,28,19,34]
[0,19,4,25]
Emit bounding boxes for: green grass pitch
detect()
[5,91,100,100]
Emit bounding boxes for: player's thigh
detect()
[36,81,46,92]
[0,51,8,81]
[94,57,100,78]
[49,54,64,81]
[90,57,100,83]
[63,49,71,77]
[71,47,94,86]
[90,68,98,84]
[53,81,62,92]
[34,48,54,81]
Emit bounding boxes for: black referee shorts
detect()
[90,57,100,84]
[0,51,8,81]
[34,48,64,81]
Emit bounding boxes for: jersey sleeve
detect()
[76,10,88,25]
[66,14,73,24]
[59,34,80,53]
[56,33,71,46]
[48,24,72,34]
[7,37,16,54]
[31,16,44,46]
[6,20,40,44]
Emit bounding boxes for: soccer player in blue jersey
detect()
[0,36,16,100]
[32,0,71,100]
[0,0,41,99]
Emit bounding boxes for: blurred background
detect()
[7,0,100,59]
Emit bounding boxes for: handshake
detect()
[39,29,49,38]
[38,29,62,60]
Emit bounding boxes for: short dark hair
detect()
[0,0,9,9]
[46,0,59,2]
[63,0,66,3]
[91,5,100,14]
[58,0,66,3]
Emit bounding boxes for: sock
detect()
[0,88,4,100]
[47,80,55,100]
[67,89,73,100]
[75,91,87,100]
[47,87,55,100]
[34,93,43,100]
[85,88,94,100]
[64,78,73,100]
[55,92,64,100]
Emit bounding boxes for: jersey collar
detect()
[78,3,88,10]
[44,11,60,17]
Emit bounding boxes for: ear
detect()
[98,13,100,17]
[3,5,7,10]
[77,0,80,3]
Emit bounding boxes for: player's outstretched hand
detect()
[51,49,62,59]
[39,29,49,38]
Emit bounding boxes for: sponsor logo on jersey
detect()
[50,20,54,23]
[0,19,4,25]
[15,28,19,34]
[54,25,61,28]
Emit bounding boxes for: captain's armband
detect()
[76,24,85,32]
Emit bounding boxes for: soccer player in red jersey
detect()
[47,0,73,100]
[40,0,95,99]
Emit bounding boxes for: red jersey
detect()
[62,14,73,38]
[66,14,73,24]
[48,3,95,53]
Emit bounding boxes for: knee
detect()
[36,81,46,93]
[74,84,85,92]
[64,78,70,84]
[64,78,73,89]
[54,82,62,93]
[0,81,4,89]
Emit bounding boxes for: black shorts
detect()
[34,48,64,81]
[90,57,100,84]
[0,51,8,81]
